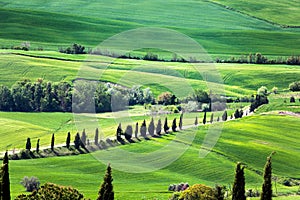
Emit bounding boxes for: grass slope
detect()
[8,114,300,199]
[211,0,300,26]
[1,51,300,97]
[0,0,300,55]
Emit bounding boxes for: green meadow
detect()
[0,0,300,56]
[0,0,300,199]
[7,114,300,199]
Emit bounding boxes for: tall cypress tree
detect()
[95,128,99,146]
[36,139,40,153]
[74,132,81,149]
[51,133,55,151]
[179,113,183,130]
[156,119,162,135]
[116,123,123,141]
[203,111,207,124]
[140,120,147,137]
[81,129,87,147]
[210,113,214,123]
[232,162,246,200]
[97,163,114,200]
[172,118,177,132]
[194,116,198,125]
[222,110,228,121]
[163,117,169,133]
[66,132,71,148]
[124,125,133,140]
[261,154,274,200]
[134,122,139,138]
[2,151,10,200]
[26,137,31,151]
[148,118,155,136]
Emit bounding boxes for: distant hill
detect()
[0,0,300,56]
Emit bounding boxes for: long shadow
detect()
[125,138,135,143]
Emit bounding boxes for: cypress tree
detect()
[74,132,81,149]
[210,113,214,123]
[203,111,207,124]
[66,132,71,148]
[172,118,177,132]
[51,133,55,151]
[179,113,183,130]
[2,151,10,200]
[134,122,139,138]
[156,119,162,135]
[97,163,114,200]
[26,138,31,151]
[194,116,198,125]
[261,154,274,200]
[232,162,246,200]
[163,117,169,133]
[116,123,123,141]
[222,110,228,121]
[36,139,40,153]
[140,120,147,137]
[148,118,155,136]
[81,129,87,147]
[124,125,133,140]
[95,128,99,146]
[3,151,8,165]
[239,109,244,118]
[234,109,240,119]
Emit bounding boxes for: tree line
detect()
[0,79,225,113]
[0,79,156,112]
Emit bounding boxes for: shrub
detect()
[169,184,223,200]
[290,96,295,103]
[289,81,300,91]
[16,183,86,200]
[20,176,40,192]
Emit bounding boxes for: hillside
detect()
[1,51,300,96]
[8,114,300,199]
[0,0,300,56]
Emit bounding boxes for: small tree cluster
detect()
[250,95,269,112]
[289,81,300,91]
[234,109,243,119]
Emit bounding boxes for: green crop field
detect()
[1,51,300,97]
[0,0,300,56]
[7,113,300,199]
[210,0,300,26]
[0,103,247,152]
[1,0,300,199]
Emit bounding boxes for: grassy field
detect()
[0,102,247,152]
[0,0,300,56]
[7,113,300,199]
[211,0,300,26]
[1,51,300,97]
